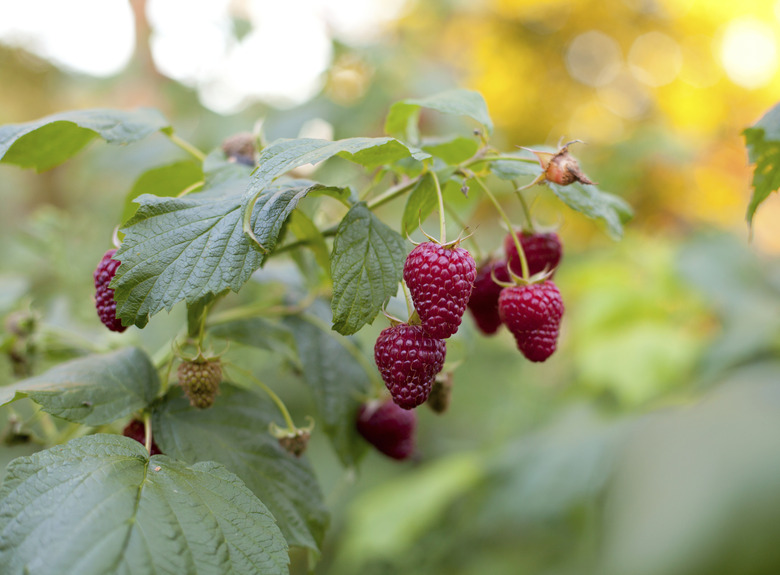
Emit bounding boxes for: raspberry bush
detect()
[0,90,633,574]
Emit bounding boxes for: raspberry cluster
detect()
[372,241,475,414]
[94,249,127,333]
[467,231,565,362]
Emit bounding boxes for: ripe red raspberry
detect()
[403,242,477,339]
[356,398,417,460]
[122,419,162,455]
[498,280,564,362]
[178,357,223,409]
[374,323,446,409]
[467,259,510,335]
[504,231,562,278]
[94,249,127,333]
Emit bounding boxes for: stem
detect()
[366,177,421,210]
[516,187,534,232]
[472,176,529,279]
[226,364,296,431]
[401,281,414,319]
[165,131,206,162]
[143,412,153,455]
[470,154,537,165]
[359,168,387,201]
[444,203,483,261]
[207,291,319,327]
[177,181,204,197]
[432,171,446,244]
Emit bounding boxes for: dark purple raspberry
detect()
[94,249,127,333]
[356,399,417,460]
[467,259,510,335]
[374,323,446,409]
[504,231,562,277]
[403,242,477,339]
[122,419,162,455]
[498,280,564,362]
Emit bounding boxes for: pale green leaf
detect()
[121,161,203,224]
[385,90,494,140]
[0,108,168,172]
[0,435,288,575]
[154,385,328,552]
[0,348,159,426]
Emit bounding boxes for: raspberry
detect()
[403,242,477,339]
[466,259,510,335]
[356,398,417,460]
[498,280,564,362]
[504,231,562,278]
[178,357,222,409]
[122,419,162,455]
[374,323,446,409]
[94,249,127,333]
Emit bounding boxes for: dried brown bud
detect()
[278,430,311,457]
[526,140,597,187]
[221,132,257,167]
[427,371,454,414]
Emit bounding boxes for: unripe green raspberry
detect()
[177,357,222,409]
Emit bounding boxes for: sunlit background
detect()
[3,1,780,575]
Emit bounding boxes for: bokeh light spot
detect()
[566,31,623,87]
[629,32,682,87]
[720,17,778,89]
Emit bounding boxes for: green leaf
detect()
[0,435,288,575]
[421,136,480,165]
[744,103,780,225]
[330,203,407,335]
[0,348,159,426]
[210,318,298,363]
[153,385,328,553]
[547,181,633,240]
[203,148,254,186]
[0,108,169,172]
[488,152,544,180]
[113,177,337,328]
[385,89,494,140]
[288,210,332,281]
[121,161,203,224]
[402,173,438,235]
[284,307,371,467]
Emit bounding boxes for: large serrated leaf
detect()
[0,348,159,426]
[121,160,203,224]
[153,385,328,553]
[0,108,169,172]
[241,137,429,214]
[0,435,288,575]
[547,181,633,240]
[210,318,298,363]
[112,178,340,328]
[284,307,370,467]
[330,203,407,335]
[744,102,780,225]
[385,89,494,141]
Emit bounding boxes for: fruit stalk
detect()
[432,170,447,244]
[471,175,530,280]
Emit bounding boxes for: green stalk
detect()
[165,132,206,162]
[516,187,534,232]
[432,171,446,244]
[366,177,421,210]
[226,364,297,431]
[472,176,529,280]
[143,412,153,455]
